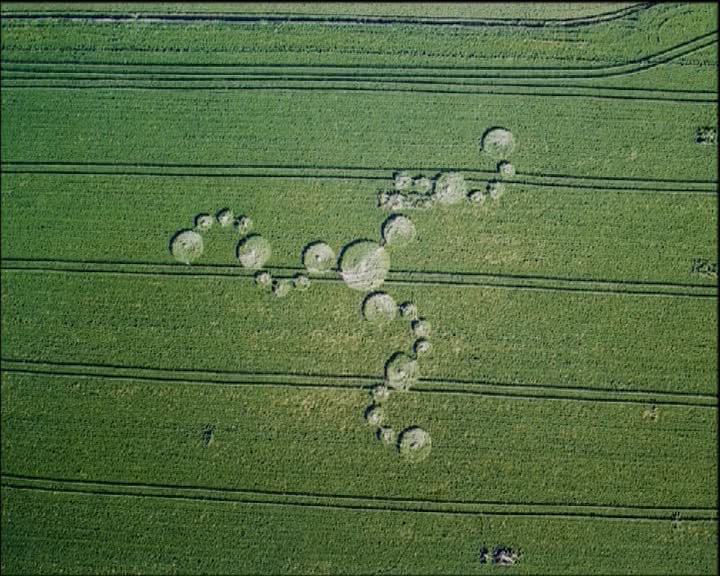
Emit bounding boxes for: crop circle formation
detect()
[235,215,253,235]
[339,240,391,292]
[194,214,213,232]
[397,426,432,462]
[302,241,336,273]
[365,405,385,426]
[272,279,293,298]
[384,352,419,391]
[381,215,417,248]
[216,208,234,227]
[293,274,311,291]
[170,230,204,265]
[237,234,272,269]
[432,172,468,206]
[480,127,516,159]
[362,292,397,323]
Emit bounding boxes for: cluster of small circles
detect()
[469,127,517,204]
[378,171,468,211]
[360,294,433,462]
[254,270,311,299]
[169,208,263,267]
[468,161,515,204]
[379,127,517,211]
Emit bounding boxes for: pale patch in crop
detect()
[375,426,395,445]
[293,273,311,291]
[384,352,419,391]
[362,292,397,323]
[237,234,272,269]
[302,241,336,273]
[433,172,469,206]
[216,208,234,227]
[413,338,431,355]
[480,127,516,159]
[364,405,385,426]
[398,301,418,320]
[397,426,431,462]
[169,230,204,265]
[272,278,293,298]
[497,160,516,178]
[234,215,253,235]
[411,319,431,339]
[339,240,391,291]
[194,213,213,232]
[381,215,417,248]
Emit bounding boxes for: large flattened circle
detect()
[237,234,272,269]
[362,292,397,323]
[170,230,204,264]
[339,240,390,292]
[381,215,417,248]
[480,127,516,159]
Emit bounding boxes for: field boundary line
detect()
[2,259,716,299]
[2,359,716,408]
[0,4,653,29]
[1,474,716,522]
[1,161,716,194]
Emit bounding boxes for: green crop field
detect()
[0,2,717,575]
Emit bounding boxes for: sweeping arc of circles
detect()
[168,127,516,463]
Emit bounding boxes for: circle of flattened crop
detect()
[376,426,395,445]
[194,214,213,233]
[170,230,204,265]
[364,405,385,426]
[237,234,272,269]
[413,176,433,193]
[497,161,516,178]
[293,273,311,291]
[302,241,336,274]
[384,352,419,391]
[381,215,417,248]
[394,171,413,191]
[216,208,234,227]
[487,179,506,200]
[272,278,293,298]
[480,127,516,159]
[362,292,397,323]
[413,338,431,356]
[397,426,432,462]
[369,384,390,403]
[254,271,272,290]
[339,240,391,292]
[235,215,253,235]
[468,190,487,204]
[398,302,418,320]
[433,172,468,206]
[411,319,431,339]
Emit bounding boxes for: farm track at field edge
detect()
[1,258,717,299]
[1,359,716,408]
[1,474,716,522]
[0,3,653,29]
